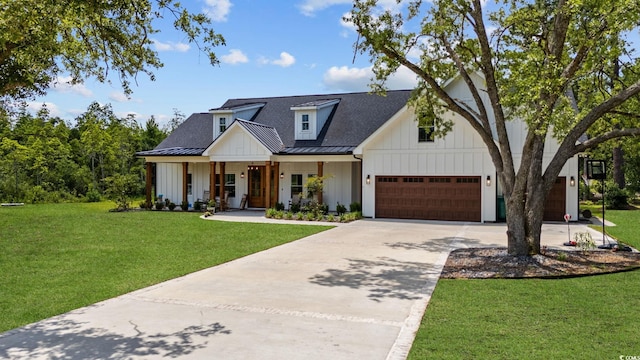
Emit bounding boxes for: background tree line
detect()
[0,102,183,203]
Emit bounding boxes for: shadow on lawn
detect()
[0,315,231,359]
[309,237,490,302]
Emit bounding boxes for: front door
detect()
[248,166,265,208]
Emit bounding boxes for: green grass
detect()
[0,203,331,332]
[409,207,640,359]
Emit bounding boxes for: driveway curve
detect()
[0,217,592,360]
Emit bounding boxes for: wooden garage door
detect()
[375,176,481,221]
[543,177,566,221]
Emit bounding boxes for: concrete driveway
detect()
[0,216,599,360]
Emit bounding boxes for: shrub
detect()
[327,214,335,222]
[86,187,102,203]
[295,212,304,220]
[194,200,203,211]
[285,211,294,220]
[180,201,189,211]
[574,232,596,253]
[349,202,361,212]
[290,202,301,213]
[155,201,165,210]
[265,208,277,218]
[604,181,630,209]
[336,202,347,215]
[168,202,177,211]
[274,202,285,211]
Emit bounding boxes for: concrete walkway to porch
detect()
[0,216,604,360]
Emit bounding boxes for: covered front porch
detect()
[144,156,362,212]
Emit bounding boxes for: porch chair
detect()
[289,194,300,211]
[217,191,230,212]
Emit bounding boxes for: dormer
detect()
[291,99,340,140]
[209,103,265,139]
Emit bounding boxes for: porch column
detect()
[265,161,272,209]
[145,161,153,208]
[274,162,280,206]
[182,162,188,204]
[182,162,189,201]
[219,162,226,201]
[317,161,324,204]
[209,161,216,202]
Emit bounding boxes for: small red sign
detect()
[564,214,571,222]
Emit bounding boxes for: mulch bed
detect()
[441,247,640,279]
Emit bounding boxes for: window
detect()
[219,117,227,133]
[214,174,236,197]
[418,124,435,142]
[225,174,236,197]
[291,174,303,196]
[187,174,192,196]
[301,114,309,131]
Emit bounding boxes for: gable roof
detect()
[235,119,283,153]
[219,90,412,151]
[138,90,412,157]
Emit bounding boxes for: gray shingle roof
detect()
[156,113,213,150]
[138,90,412,157]
[221,90,412,149]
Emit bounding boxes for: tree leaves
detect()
[0,0,224,100]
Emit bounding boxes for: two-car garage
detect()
[374,175,567,222]
[375,176,482,222]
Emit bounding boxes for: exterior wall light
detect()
[366,174,371,184]
[486,175,491,186]
[280,172,284,179]
[570,176,575,187]
[240,171,244,179]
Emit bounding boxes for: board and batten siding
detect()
[207,126,272,162]
[277,161,354,212]
[155,163,183,204]
[361,107,496,221]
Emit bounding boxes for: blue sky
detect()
[28,0,419,127]
[27,0,640,128]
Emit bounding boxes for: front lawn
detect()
[409,207,640,359]
[0,203,331,333]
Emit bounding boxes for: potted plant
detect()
[207,199,216,213]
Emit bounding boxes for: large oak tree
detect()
[349,0,640,255]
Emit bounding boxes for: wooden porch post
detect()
[182,162,188,204]
[274,162,280,206]
[317,161,324,204]
[265,161,272,209]
[219,162,226,202]
[145,161,153,208]
[209,161,216,203]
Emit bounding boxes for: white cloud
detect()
[272,52,296,67]
[221,49,249,64]
[258,52,296,67]
[109,92,130,103]
[323,65,418,92]
[152,39,190,52]
[26,102,63,118]
[323,66,371,91]
[49,76,93,97]
[298,0,351,17]
[116,111,141,120]
[203,0,232,22]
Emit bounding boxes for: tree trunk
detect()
[613,146,625,188]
